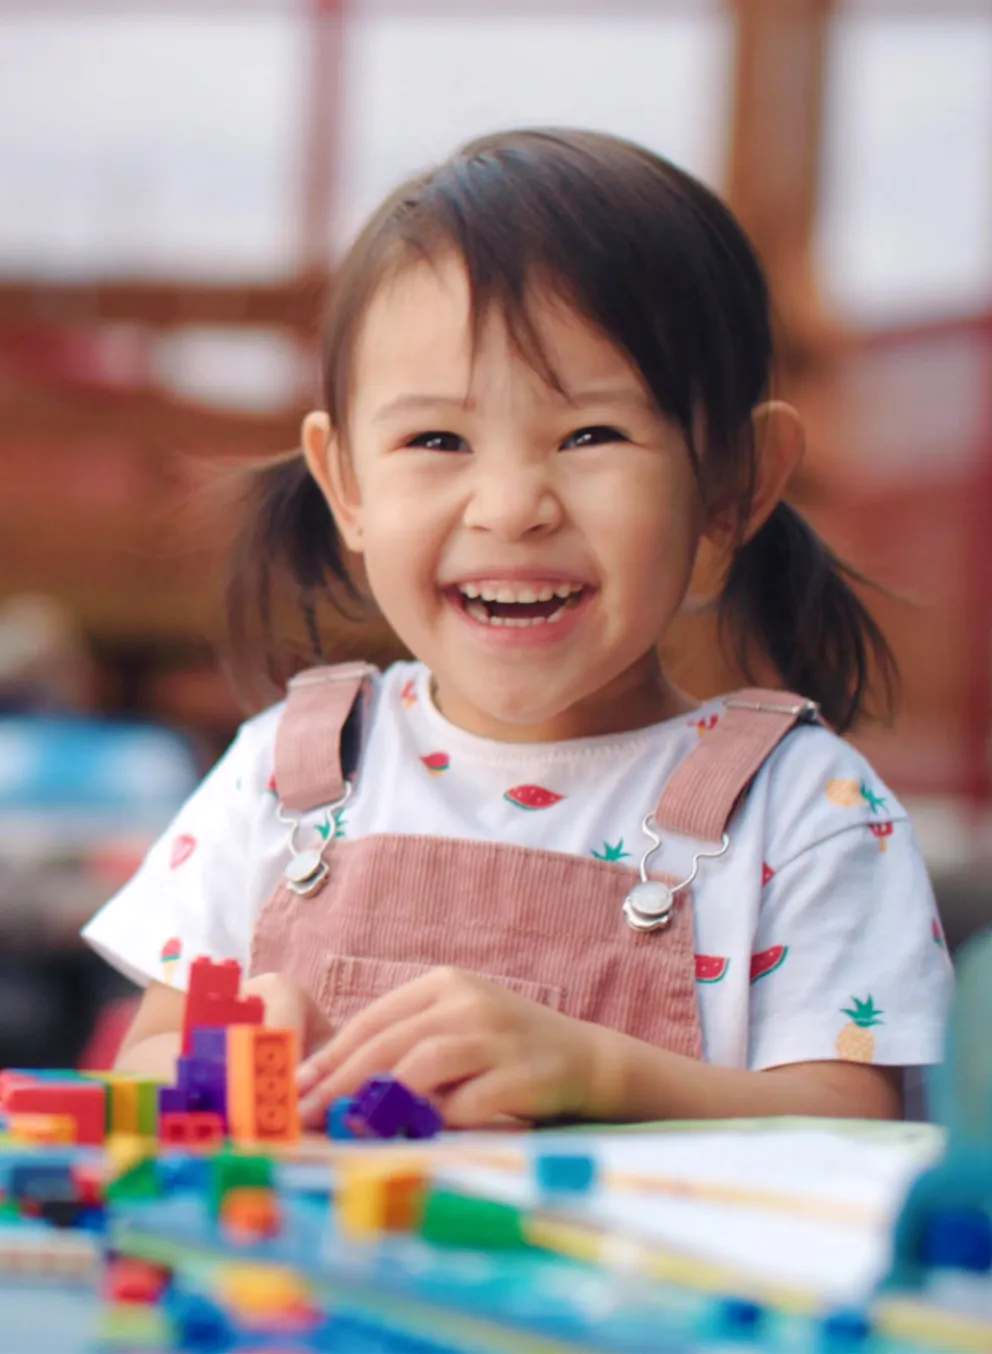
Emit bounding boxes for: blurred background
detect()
[0,0,989,1069]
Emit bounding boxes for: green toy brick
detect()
[136,1081,160,1137]
[208,1151,274,1218]
[419,1188,529,1250]
[106,1159,162,1203]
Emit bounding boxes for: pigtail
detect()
[224,453,363,703]
[718,502,897,733]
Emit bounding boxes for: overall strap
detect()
[274,663,373,814]
[654,689,820,843]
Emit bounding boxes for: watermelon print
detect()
[400,679,417,709]
[690,714,719,737]
[266,773,278,797]
[503,784,565,811]
[932,918,946,949]
[750,945,788,983]
[592,840,631,862]
[169,834,197,870]
[420,752,451,777]
[695,955,729,984]
[869,821,893,853]
[762,862,775,887]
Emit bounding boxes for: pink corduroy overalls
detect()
[251,664,818,1057]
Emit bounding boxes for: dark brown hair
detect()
[227,127,894,731]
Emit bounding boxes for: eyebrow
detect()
[372,385,654,423]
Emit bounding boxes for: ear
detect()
[300,410,365,554]
[690,401,805,600]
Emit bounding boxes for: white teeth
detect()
[493,586,517,604]
[479,585,498,602]
[458,580,584,603]
[466,602,489,623]
[465,604,569,627]
[554,584,575,599]
[461,584,481,599]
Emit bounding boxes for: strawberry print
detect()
[869,821,893,853]
[169,834,197,869]
[592,840,631,862]
[762,862,775,886]
[420,752,450,777]
[859,782,888,815]
[401,679,417,709]
[690,713,719,737]
[695,955,729,983]
[503,785,565,811]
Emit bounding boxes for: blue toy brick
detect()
[9,1162,74,1204]
[327,1097,358,1141]
[534,1152,597,1194]
[715,1297,764,1335]
[158,1155,212,1195]
[921,1206,992,1272]
[167,1291,231,1352]
[821,1309,872,1347]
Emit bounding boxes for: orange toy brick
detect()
[158,1111,225,1147]
[5,1083,105,1146]
[337,1156,428,1240]
[181,957,264,1056]
[226,1027,299,1145]
[7,1113,76,1145]
[220,1187,282,1242]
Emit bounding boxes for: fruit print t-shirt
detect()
[82,661,953,1072]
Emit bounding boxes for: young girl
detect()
[84,128,951,1130]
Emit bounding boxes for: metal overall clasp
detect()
[622,816,730,932]
[277,783,352,898]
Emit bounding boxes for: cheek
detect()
[586,472,699,595]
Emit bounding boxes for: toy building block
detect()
[4,1081,106,1146]
[104,1257,171,1306]
[534,1152,598,1196]
[220,1186,282,1243]
[106,1157,162,1203]
[337,1157,429,1240]
[181,957,264,1055]
[226,1026,299,1145]
[884,930,992,1290]
[158,1111,225,1148]
[419,1188,529,1250]
[136,1081,160,1138]
[347,1074,442,1140]
[208,1151,274,1219]
[104,1077,140,1136]
[326,1096,358,1140]
[6,1113,76,1145]
[177,1051,228,1123]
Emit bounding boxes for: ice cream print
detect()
[159,936,183,984]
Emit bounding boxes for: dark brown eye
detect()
[406,431,468,452]
[562,426,628,449]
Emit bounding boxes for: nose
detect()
[461,460,562,541]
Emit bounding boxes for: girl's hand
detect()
[295,966,608,1130]
[241,972,332,1059]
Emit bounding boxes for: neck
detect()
[431,652,698,743]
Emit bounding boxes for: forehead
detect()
[349,255,641,412]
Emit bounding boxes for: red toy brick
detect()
[180,957,264,1055]
[4,1083,106,1146]
[105,1256,171,1305]
[158,1111,225,1146]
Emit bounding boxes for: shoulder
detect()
[747,714,907,862]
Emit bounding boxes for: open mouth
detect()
[453,581,588,628]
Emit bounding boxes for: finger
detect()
[441,1063,546,1130]
[298,1008,461,1127]
[297,971,443,1093]
[393,1034,493,1100]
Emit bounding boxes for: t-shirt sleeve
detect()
[81,725,258,991]
[746,742,954,1073]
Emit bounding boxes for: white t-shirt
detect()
[83,661,952,1072]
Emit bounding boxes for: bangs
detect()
[323,129,770,460]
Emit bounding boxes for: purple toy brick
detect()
[349,1074,418,1139]
[405,1097,443,1140]
[191,1027,228,1062]
[158,1086,189,1115]
[176,1055,227,1126]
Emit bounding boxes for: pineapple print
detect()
[592,840,631,862]
[836,996,884,1063]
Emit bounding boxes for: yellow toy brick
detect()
[106,1079,140,1136]
[337,1156,428,1240]
[218,1262,310,1319]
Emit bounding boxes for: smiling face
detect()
[306,256,707,741]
